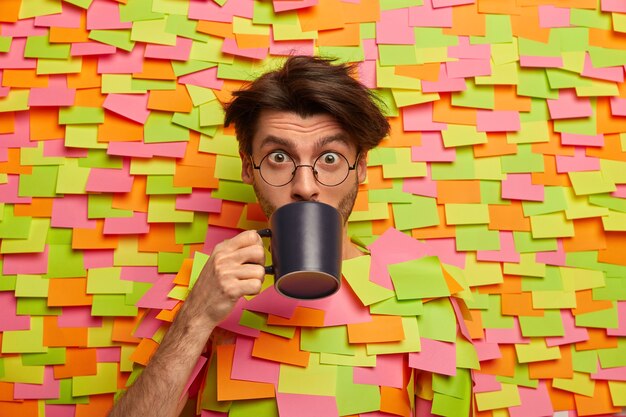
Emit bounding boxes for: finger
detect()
[234,263,266,281]
[222,230,263,251]
[232,244,266,267]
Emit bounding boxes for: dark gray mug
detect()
[258,201,343,300]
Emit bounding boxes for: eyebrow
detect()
[258,133,352,151]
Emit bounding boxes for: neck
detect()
[342,232,364,260]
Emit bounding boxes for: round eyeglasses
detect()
[251,151,359,187]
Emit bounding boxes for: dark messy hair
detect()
[224,55,390,155]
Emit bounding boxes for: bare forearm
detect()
[108,307,216,417]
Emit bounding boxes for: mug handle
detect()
[257,229,274,275]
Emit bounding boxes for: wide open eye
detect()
[266,151,293,165]
[318,152,341,166]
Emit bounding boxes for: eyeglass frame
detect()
[249,150,361,187]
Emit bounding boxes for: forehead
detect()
[252,110,354,152]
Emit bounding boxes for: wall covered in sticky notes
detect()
[0,0,625,416]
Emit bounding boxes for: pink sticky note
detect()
[446,58,491,78]
[246,285,299,319]
[476,110,521,132]
[276,393,339,417]
[403,168,438,197]
[51,195,96,229]
[1,18,48,37]
[409,338,456,376]
[582,52,625,82]
[107,141,187,158]
[178,66,224,90]
[270,28,314,56]
[473,339,502,362]
[135,275,179,310]
[519,55,563,68]
[71,42,117,56]
[501,173,544,202]
[34,3,82,28]
[273,0,318,12]
[182,355,208,400]
[376,8,414,45]
[299,277,372,326]
[415,397,437,417]
[221,37,268,60]
[188,0,254,22]
[592,365,626,381]
[0,292,31,331]
[0,37,37,69]
[602,0,626,12]
[97,347,122,362]
[508,382,554,417]
[422,65,466,93]
[0,72,9,97]
[538,5,571,28]
[176,191,223,213]
[411,132,456,162]
[485,318,530,344]
[232,336,280,385]
[354,353,405,388]
[103,212,150,235]
[58,306,103,328]
[612,184,626,198]
[424,238,466,268]
[219,298,261,337]
[201,411,228,417]
[86,160,134,193]
[44,139,87,157]
[432,0,474,6]
[0,175,31,204]
[86,0,132,30]
[97,43,145,74]
[83,249,114,269]
[560,132,604,147]
[367,227,429,289]
[547,89,593,119]
[45,404,76,417]
[29,76,77,107]
[3,245,49,275]
[358,60,377,89]
[14,367,60,399]
[102,94,150,124]
[133,308,164,339]
[472,371,502,393]
[607,301,626,337]
[448,36,490,60]
[202,226,241,256]
[145,37,193,61]
[408,0,453,28]
[535,239,567,266]
[610,96,626,116]
[477,231,520,263]
[403,102,447,132]
[120,266,160,283]
[545,310,589,347]
[555,147,600,173]
[0,110,35,149]
[362,39,378,61]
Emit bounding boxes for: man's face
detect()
[240,110,367,223]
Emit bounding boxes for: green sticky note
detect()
[456,336,480,370]
[17,297,61,316]
[301,326,356,356]
[475,61,519,86]
[342,255,395,306]
[229,398,278,417]
[144,112,190,143]
[88,194,133,219]
[172,107,219,136]
[376,63,422,90]
[15,274,49,297]
[91,294,139,317]
[190,36,234,63]
[392,196,439,230]
[119,0,163,21]
[186,84,217,106]
[598,338,626,368]
[0,36,11,53]
[391,88,439,108]
[370,296,424,316]
[452,81,494,110]
[46,244,86,278]
[59,106,105,125]
[73,363,119,396]
[496,362,537,389]
[87,267,132,294]
[336,365,381,416]
[433,368,472,399]
[389,256,449,300]
[21,142,64,166]
[172,59,216,77]
[517,68,558,99]
[211,180,257,203]
[278,353,337,396]
[463,254,503,287]
[78,150,123,169]
[532,289,576,309]
[22,348,66,366]
[146,175,192,195]
[442,125,488,148]
[530,212,575,238]
[432,392,472,417]
[320,347,376,367]
[481,295,514,329]
[148,195,194,223]
[501,142,545,173]
[560,266,605,292]
[88,318,117,347]
[1,218,49,254]
[101,74,144,94]
[19,165,59,197]
[66,124,107,149]
[130,157,176,175]
[417,297,457,342]
[131,17,176,45]
[132,78,176,91]
[1,356,44,384]
[38,57,82,75]
[445,203,490,225]
[378,44,419,66]
[166,14,210,41]
[0,206,31,238]
[519,309,565,337]
[382,148,427,178]
[214,155,242,181]
[89,29,135,51]
[176,212,209,244]
[593,277,626,301]
[56,159,90,194]
[0,89,29,112]
[431,148,475,180]
[470,14,513,44]
[24,35,70,59]
[455,225,500,251]
[522,186,567,216]
[506,121,550,145]
[366,317,421,355]
[513,231,558,253]
[1,316,46,353]
[504,253,546,277]
[240,311,295,339]
[125,281,151,306]
[521,266,563,291]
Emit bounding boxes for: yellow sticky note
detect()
[531,290,577,309]
[2,316,46,353]
[87,267,133,294]
[342,255,395,306]
[1,218,49,254]
[602,210,626,231]
[320,347,376,367]
[464,253,504,287]
[503,253,546,277]
[148,195,194,223]
[445,204,490,225]
[73,363,119,396]
[553,371,596,397]
[475,383,521,411]
[278,353,337,396]
[442,124,488,147]
[130,157,176,175]
[530,212,575,238]
[0,89,30,112]
[1,356,45,384]
[349,202,389,222]
[568,171,616,195]
[559,266,605,292]
[214,155,243,181]
[15,275,49,298]
[113,237,159,266]
[131,18,177,46]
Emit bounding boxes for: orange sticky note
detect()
[48,278,93,307]
[488,202,532,232]
[252,329,310,367]
[347,315,405,344]
[501,293,543,317]
[29,107,66,141]
[528,345,573,379]
[129,338,160,366]
[67,57,102,89]
[133,59,176,80]
[173,164,219,189]
[112,175,149,212]
[208,200,245,229]
[317,24,360,47]
[443,4,486,37]
[217,344,275,401]
[112,316,142,344]
[473,133,518,158]
[494,85,532,112]
[433,93,477,126]
[53,348,98,379]
[137,223,183,253]
[574,381,621,416]
[0,112,15,134]
[0,148,32,175]
[562,217,607,252]
[380,385,411,417]
[73,220,119,250]
[97,111,144,143]
[597,231,626,266]
[437,180,482,204]
[43,316,88,348]
[2,69,49,88]
[510,5,549,43]
[196,20,235,38]
[395,63,440,82]
[267,306,325,327]
[297,0,346,31]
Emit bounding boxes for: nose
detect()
[290,165,320,202]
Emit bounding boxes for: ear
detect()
[240,151,253,184]
[357,151,368,184]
